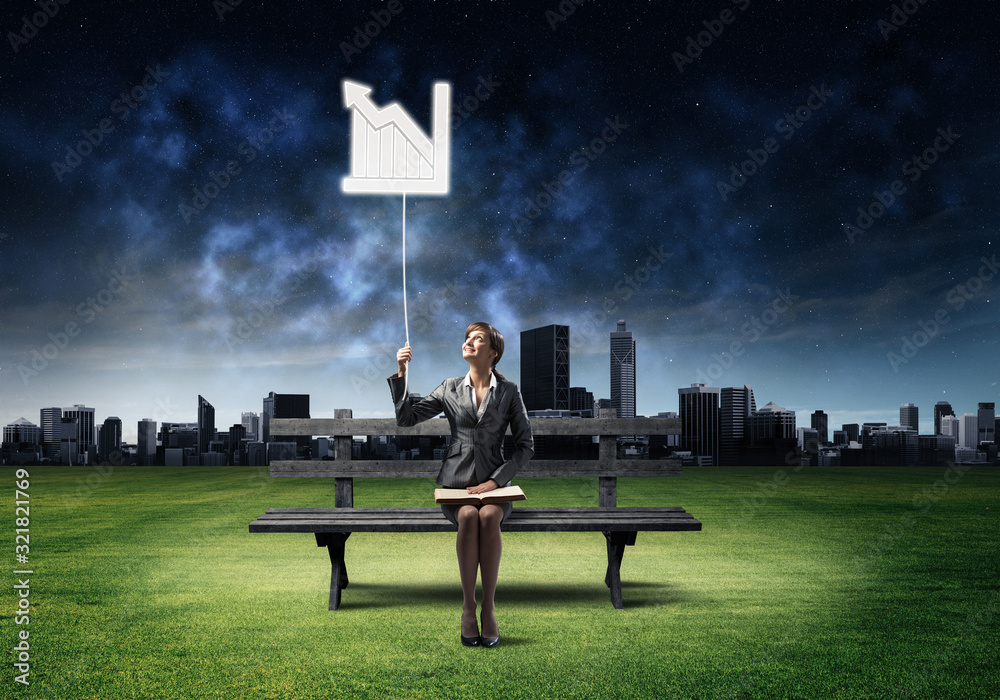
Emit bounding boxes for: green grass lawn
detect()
[3,464,998,699]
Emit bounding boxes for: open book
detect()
[434,484,526,506]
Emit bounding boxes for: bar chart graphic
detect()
[341,79,450,195]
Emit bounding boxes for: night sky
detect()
[2,1,997,442]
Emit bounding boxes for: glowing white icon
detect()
[341,79,450,195]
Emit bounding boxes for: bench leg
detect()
[316,533,351,610]
[603,531,637,609]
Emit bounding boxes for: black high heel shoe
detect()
[480,612,499,648]
[462,611,480,646]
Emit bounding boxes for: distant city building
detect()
[60,416,80,465]
[899,403,919,434]
[832,429,847,445]
[610,320,636,420]
[959,413,978,449]
[679,383,719,465]
[197,395,216,459]
[520,324,570,411]
[262,392,310,448]
[137,418,157,466]
[241,412,260,441]
[977,402,996,445]
[871,426,918,466]
[797,427,819,458]
[841,423,860,444]
[719,385,755,466]
[62,405,95,461]
[569,387,594,415]
[40,407,62,460]
[940,415,959,439]
[934,401,955,436]
[229,424,247,465]
[4,418,41,445]
[751,402,796,443]
[811,410,829,444]
[98,416,122,462]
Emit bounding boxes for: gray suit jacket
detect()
[387,373,533,488]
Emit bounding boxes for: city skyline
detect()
[2,3,997,445]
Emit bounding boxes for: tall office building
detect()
[241,412,260,441]
[610,320,636,419]
[4,418,41,445]
[62,405,95,461]
[263,392,311,457]
[900,403,919,434]
[137,418,157,466]
[40,407,62,460]
[679,383,720,464]
[569,387,594,415]
[520,325,570,411]
[841,423,860,444]
[811,410,829,444]
[977,402,996,444]
[959,413,978,449]
[940,415,959,439]
[98,417,122,461]
[934,401,955,436]
[719,385,755,466]
[198,395,216,457]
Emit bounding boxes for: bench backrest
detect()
[269,410,681,508]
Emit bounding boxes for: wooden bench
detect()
[249,410,701,610]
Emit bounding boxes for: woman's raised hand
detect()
[396,342,412,376]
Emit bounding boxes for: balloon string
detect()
[402,192,409,347]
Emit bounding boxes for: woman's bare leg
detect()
[456,505,481,638]
[478,504,504,638]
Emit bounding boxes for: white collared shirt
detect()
[463,370,497,420]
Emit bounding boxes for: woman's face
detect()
[463,329,495,364]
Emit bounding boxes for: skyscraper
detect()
[934,401,955,436]
[241,412,260,441]
[679,383,719,464]
[610,320,636,419]
[569,387,594,415]
[977,402,995,445]
[751,402,797,442]
[138,418,157,466]
[900,403,919,434]
[520,324,570,411]
[959,413,978,449]
[40,407,62,460]
[62,405,95,462]
[98,416,122,462]
[811,410,828,444]
[263,392,311,457]
[719,385,755,466]
[198,395,216,457]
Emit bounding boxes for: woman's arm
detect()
[387,344,447,427]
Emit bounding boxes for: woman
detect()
[388,322,533,648]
